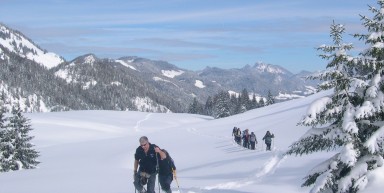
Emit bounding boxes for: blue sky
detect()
[0,0,377,73]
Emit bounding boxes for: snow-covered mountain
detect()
[0,23,319,113]
[0,90,383,193]
[198,63,318,101]
[0,23,64,69]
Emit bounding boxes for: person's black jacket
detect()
[158,150,176,176]
[135,143,160,174]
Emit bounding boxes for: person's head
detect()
[267,131,270,134]
[139,136,149,150]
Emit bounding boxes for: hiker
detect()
[133,136,166,193]
[235,128,242,145]
[232,127,237,141]
[158,149,176,193]
[250,132,257,150]
[243,129,250,148]
[262,131,275,151]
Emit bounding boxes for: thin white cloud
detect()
[0,0,378,73]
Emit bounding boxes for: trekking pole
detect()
[156,153,160,193]
[173,169,182,193]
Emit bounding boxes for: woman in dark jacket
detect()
[158,149,176,193]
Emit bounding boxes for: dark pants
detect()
[243,140,248,148]
[134,172,156,193]
[266,142,271,151]
[236,136,241,144]
[159,173,173,193]
[250,141,255,150]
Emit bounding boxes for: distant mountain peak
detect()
[83,54,97,64]
[0,23,64,69]
[69,53,99,66]
[253,62,287,74]
[118,56,139,63]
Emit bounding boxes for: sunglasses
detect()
[141,143,147,147]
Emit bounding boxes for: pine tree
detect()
[229,93,239,115]
[0,101,7,171]
[188,98,203,114]
[259,97,265,107]
[249,93,258,110]
[286,2,384,192]
[213,91,231,118]
[0,97,17,172]
[240,88,250,110]
[204,96,214,116]
[266,90,275,106]
[7,105,40,170]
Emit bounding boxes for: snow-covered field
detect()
[0,90,383,193]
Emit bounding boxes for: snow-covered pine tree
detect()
[204,96,214,116]
[213,90,231,118]
[266,90,275,106]
[8,105,39,170]
[0,100,7,171]
[249,93,258,110]
[240,88,250,111]
[188,98,203,114]
[0,96,18,172]
[286,1,384,192]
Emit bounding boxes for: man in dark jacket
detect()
[158,149,176,193]
[262,131,275,151]
[133,136,166,193]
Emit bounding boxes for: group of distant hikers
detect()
[232,127,275,151]
[133,136,178,193]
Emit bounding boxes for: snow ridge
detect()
[0,24,64,69]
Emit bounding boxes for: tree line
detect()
[188,88,275,118]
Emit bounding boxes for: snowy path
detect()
[134,113,152,132]
[184,126,287,193]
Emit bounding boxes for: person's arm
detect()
[133,159,139,178]
[134,159,139,173]
[154,147,167,160]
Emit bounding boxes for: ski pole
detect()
[157,173,160,193]
[173,169,182,193]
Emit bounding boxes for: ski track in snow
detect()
[202,151,287,191]
[134,113,152,132]
[127,113,153,170]
[186,127,287,192]
[187,127,231,140]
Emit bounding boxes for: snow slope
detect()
[0,90,383,193]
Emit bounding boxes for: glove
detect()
[140,176,148,185]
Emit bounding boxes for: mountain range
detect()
[0,23,318,113]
